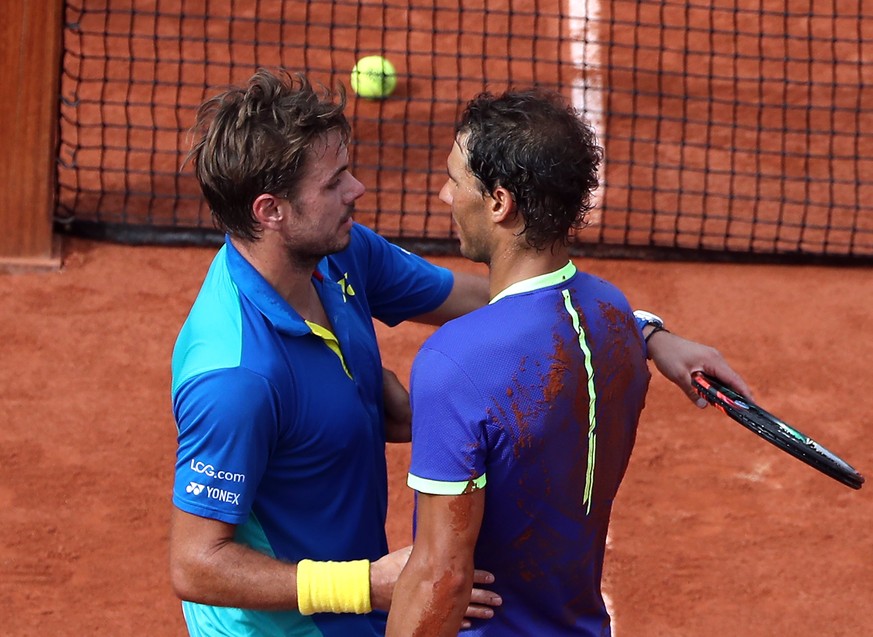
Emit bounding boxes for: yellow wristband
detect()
[296,559,371,615]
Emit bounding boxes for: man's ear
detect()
[490,186,517,224]
[252,193,286,230]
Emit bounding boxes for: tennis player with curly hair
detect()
[388,89,651,636]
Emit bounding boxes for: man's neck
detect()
[487,242,570,301]
[231,236,326,321]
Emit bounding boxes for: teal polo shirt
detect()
[171,223,453,636]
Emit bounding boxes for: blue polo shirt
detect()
[408,262,650,636]
[171,223,453,636]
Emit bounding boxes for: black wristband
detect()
[644,325,670,344]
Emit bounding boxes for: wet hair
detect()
[187,68,350,240]
[457,89,602,250]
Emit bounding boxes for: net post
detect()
[0,0,63,272]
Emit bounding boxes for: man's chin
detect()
[458,241,486,264]
[307,235,352,260]
[333,231,353,253]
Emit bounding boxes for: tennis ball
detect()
[350,56,397,99]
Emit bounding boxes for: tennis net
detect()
[56,0,873,261]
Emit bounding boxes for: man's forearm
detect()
[171,535,301,610]
[386,491,484,636]
[414,271,490,325]
[172,506,412,615]
[385,553,472,637]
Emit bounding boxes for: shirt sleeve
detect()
[172,367,280,524]
[351,223,454,326]
[407,345,489,495]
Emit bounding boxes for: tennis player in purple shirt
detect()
[388,89,651,637]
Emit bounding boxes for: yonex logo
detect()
[184,482,239,505]
[186,482,205,495]
[205,486,241,506]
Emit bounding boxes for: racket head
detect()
[691,372,864,490]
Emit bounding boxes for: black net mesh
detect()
[56,0,873,260]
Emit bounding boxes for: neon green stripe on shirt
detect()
[561,289,598,515]
[407,473,487,495]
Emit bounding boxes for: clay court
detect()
[0,239,870,636]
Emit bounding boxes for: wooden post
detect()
[0,0,63,271]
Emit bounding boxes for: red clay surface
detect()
[0,238,870,636]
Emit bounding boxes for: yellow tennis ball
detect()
[350,56,397,99]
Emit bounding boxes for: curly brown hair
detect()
[457,89,602,250]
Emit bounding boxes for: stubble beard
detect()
[286,205,355,268]
[459,237,489,265]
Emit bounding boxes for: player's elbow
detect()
[169,508,237,603]
[415,560,474,604]
[169,541,221,603]
[438,567,474,601]
[169,553,202,601]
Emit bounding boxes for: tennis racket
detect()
[691,372,864,490]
